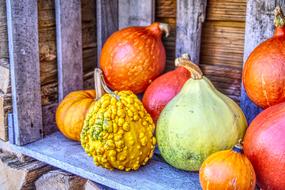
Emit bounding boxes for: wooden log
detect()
[6,0,43,145]
[0,151,53,189]
[85,180,113,190]
[35,169,87,190]
[55,0,83,101]
[240,1,284,123]
[118,0,154,29]
[176,0,207,64]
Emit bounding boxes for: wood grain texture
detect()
[0,0,10,142]
[118,0,154,29]
[240,1,285,123]
[13,132,201,190]
[207,0,246,22]
[96,0,118,65]
[6,0,43,145]
[35,169,87,190]
[155,0,177,71]
[55,0,83,101]
[0,151,53,189]
[176,0,207,64]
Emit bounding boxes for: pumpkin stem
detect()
[175,54,203,80]
[158,23,170,37]
[94,68,115,100]
[274,6,285,28]
[232,140,243,153]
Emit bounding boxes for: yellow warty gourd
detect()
[80,69,156,171]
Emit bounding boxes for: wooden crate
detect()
[2,0,283,189]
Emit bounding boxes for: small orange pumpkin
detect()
[199,143,256,190]
[56,90,96,141]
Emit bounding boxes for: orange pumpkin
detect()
[100,22,170,94]
[242,6,285,108]
[199,143,256,190]
[56,90,96,141]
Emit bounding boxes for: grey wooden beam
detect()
[118,0,155,29]
[55,0,83,101]
[240,1,285,123]
[96,0,118,65]
[6,0,43,145]
[12,132,201,190]
[176,0,207,64]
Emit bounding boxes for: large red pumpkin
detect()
[242,6,285,108]
[244,102,285,190]
[142,54,192,122]
[100,22,170,94]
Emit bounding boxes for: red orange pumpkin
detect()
[56,90,96,141]
[242,6,285,108]
[199,143,256,190]
[100,22,170,94]
[244,102,285,190]
[142,54,192,122]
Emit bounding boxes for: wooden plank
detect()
[176,0,207,64]
[96,0,118,65]
[206,0,247,22]
[55,0,83,101]
[12,132,201,190]
[6,0,43,145]
[240,1,285,123]
[118,0,155,29]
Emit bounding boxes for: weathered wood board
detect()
[13,132,201,190]
[55,0,83,101]
[6,0,43,145]
[96,0,118,65]
[240,1,285,122]
[176,0,207,64]
[118,0,154,29]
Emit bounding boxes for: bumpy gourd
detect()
[81,69,156,171]
[156,54,248,171]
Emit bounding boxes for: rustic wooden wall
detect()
[155,0,246,102]
[200,0,246,102]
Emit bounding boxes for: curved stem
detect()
[232,139,243,153]
[94,68,114,100]
[175,54,203,80]
[158,23,170,37]
[274,6,285,27]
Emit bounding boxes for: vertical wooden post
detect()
[55,0,83,101]
[118,0,155,29]
[241,1,285,123]
[96,0,118,65]
[6,0,43,145]
[176,0,207,64]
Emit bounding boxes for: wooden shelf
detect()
[12,132,201,190]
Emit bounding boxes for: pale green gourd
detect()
[156,54,248,171]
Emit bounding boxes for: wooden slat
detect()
[55,0,83,101]
[240,1,285,123]
[156,0,176,18]
[155,1,177,71]
[176,0,207,64]
[96,0,118,65]
[118,0,155,29]
[13,132,201,190]
[6,0,43,145]
[207,0,247,22]
[200,21,245,68]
